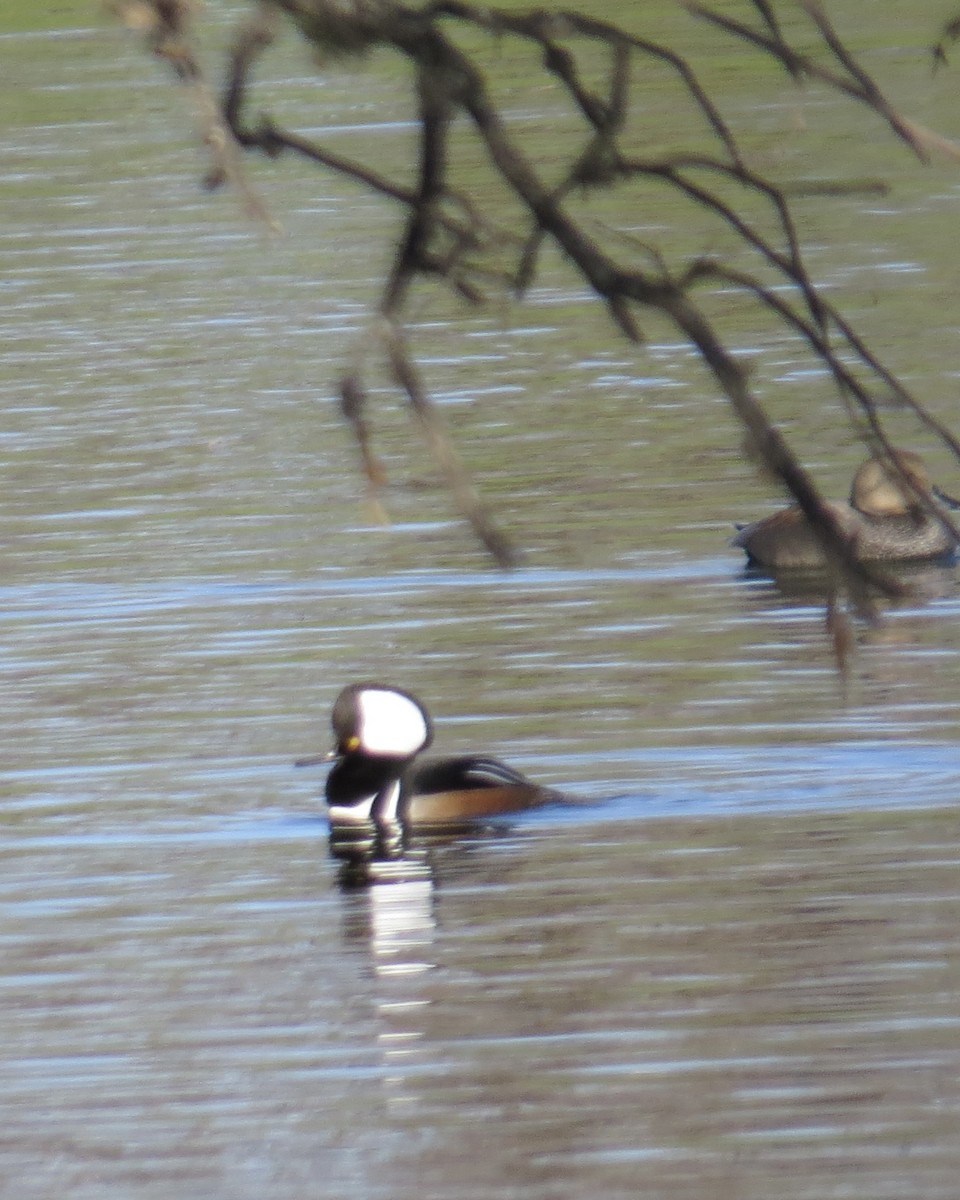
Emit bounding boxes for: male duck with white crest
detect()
[297,683,562,851]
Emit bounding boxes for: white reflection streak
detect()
[363,873,437,1107]
[370,878,435,973]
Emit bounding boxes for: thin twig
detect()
[384,323,520,566]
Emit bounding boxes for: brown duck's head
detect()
[850,450,933,518]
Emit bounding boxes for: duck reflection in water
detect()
[296,682,563,880]
[732,449,960,574]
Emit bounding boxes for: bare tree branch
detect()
[109,0,960,601]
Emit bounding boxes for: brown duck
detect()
[733,450,958,570]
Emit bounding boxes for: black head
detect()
[330,682,433,762]
[322,683,434,830]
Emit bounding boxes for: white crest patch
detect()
[356,688,429,758]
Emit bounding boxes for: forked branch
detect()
[110,0,960,590]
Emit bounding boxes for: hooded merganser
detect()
[296,683,560,837]
[732,449,958,571]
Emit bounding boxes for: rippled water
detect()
[4,5,960,1198]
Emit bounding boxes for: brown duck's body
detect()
[298,683,560,836]
[733,450,958,571]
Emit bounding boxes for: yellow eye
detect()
[344,734,361,752]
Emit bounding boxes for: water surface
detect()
[3,4,960,1197]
